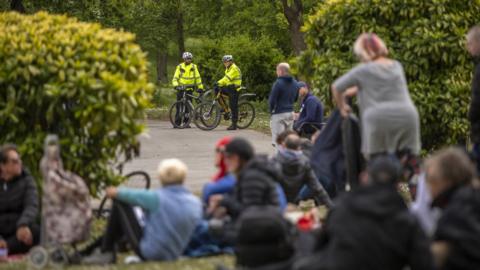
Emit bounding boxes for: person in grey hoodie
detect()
[269,63,299,148]
[272,133,332,207]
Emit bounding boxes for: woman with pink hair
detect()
[331,33,420,159]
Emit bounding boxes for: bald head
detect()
[467,26,480,56]
[276,62,290,77]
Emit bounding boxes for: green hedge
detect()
[191,35,285,100]
[0,12,154,195]
[298,0,480,150]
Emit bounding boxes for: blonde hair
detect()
[353,33,389,62]
[157,158,187,186]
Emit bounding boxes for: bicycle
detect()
[168,85,212,129]
[193,86,256,131]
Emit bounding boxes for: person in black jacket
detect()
[467,25,480,173]
[218,138,281,219]
[272,133,332,207]
[207,138,283,246]
[295,155,433,270]
[0,144,39,255]
[424,147,480,270]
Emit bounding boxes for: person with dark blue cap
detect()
[293,82,324,138]
[294,155,434,270]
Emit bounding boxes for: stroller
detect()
[28,135,92,268]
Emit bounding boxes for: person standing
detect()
[216,55,242,130]
[331,33,421,159]
[269,63,299,147]
[172,52,204,128]
[467,26,480,172]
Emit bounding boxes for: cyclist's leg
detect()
[175,89,184,125]
[227,86,239,125]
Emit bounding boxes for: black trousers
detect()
[4,223,40,255]
[101,200,144,259]
[175,90,193,125]
[217,86,239,124]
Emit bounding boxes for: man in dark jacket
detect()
[295,155,434,270]
[272,133,332,207]
[467,26,480,173]
[293,82,324,138]
[269,63,299,148]
[0,144,39,255]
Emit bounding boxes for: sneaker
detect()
[81,250,115,265]
[227,125,237,131]
[185,125,192,128]
[124,255,142,264]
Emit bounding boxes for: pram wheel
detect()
[49,247,69,267]
[28,246,49,269]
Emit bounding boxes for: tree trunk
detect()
[10,0,26,13]
[176,0,185,59]
[156,50,168,83]
[281,0,307,56]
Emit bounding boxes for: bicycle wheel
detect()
[169,101,193,129]
[194,102,221,130]
[237,101,255,129]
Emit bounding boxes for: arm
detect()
[172,65,180,87]
[116,187,159,212]
[16,175,39,228]
[469,65,480,124]
[305,167,333,208]
[331,66,361,117]
[194,65,204,90]
[202,175,236,203]
[269,83,279,113]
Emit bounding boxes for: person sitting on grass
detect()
[295,155,434,270]
[202,136,236,204]
[0,144,39,256]
[293,82,324,138]
[82,159,202,264]
[424,147,480,270]
[272,133,332,207]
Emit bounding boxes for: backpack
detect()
[235,206,296,268]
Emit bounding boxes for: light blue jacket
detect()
[117,185,202,261]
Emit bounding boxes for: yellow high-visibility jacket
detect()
[172,62,204,90]
[218,63,242,91]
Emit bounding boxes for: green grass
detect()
[1,255,234,270]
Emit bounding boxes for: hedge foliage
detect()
[0,12,154,194]
[298,0,480,150]
[192,35,285,100]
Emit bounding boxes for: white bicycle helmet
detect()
[222,55,233,62]
[182,52,193,60]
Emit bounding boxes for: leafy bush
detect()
[298,0,480,150]
[0,12,154,194]
[191,35,285,100]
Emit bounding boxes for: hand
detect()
[106,186,118,199]
[0,240,7,249]
[213,206,227,219]
[340,104,351,118]
[207,194,224,215]
[293,112,299,120]
[16,226,32,246]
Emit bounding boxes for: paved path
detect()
[122,120,273,192]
